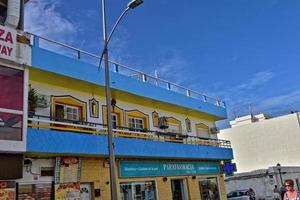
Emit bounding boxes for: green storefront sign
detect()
[119,161,219,178]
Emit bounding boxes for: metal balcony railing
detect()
[28,114,231,148]
[29,33,226,108]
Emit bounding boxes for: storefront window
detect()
[120,181,157,200]
[0,66,24,110]
[18,183,52,200]
[171,179,188,200]
[199,177,220,200]
[0,66,24,141]
[0,181,16,200]
[0,112,22,141]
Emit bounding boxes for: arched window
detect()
[126,110,149,131]
[166,117,182,133]
[52,96,86,122]
[102,105,124,129]
[195,123,210,138]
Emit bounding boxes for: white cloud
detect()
[234,71,274,91]
[107,28,130,63]
[24,0,76,42]
[255,90,300,113]
[24,0,83,59]
[154,49,190,85]
[215,70,300,119]
[209,70,276,118]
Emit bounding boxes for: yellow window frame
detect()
[102,105,124,128]
[152,111,159,127]
[125,110,149,130]
[195,123,210,138]
[166,117,182,133]
[52,96,87,122]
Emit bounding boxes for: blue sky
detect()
[24,0,300,127]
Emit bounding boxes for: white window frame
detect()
[120,180,158,200]
[112,113,118,129]
[56,103,80,121]
[168,122,180,133]
[196,127,210,139]
[0,64,26,147]
[171,178,189,200]
[128,117,144,130]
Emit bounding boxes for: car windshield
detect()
[228,190,249,198]
[227,192,236,198]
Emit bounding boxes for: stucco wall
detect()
[225,167,300,199]
[30,81,217,139]
[218,113,300,172]
[18,157,228,200]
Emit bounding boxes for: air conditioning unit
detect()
[158,117,169,129]
[210,127,219,134]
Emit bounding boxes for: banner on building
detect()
[0,25,17,62]
[55,183,80,200]
[0,181,15,200]
[120,161,219,178]
[55,157,82,184]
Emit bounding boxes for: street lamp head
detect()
[127,0,143,9]
[277,163,281,167]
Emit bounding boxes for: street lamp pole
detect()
[100,0,143,199]
[101,0,117,199]
[277,163,283,185]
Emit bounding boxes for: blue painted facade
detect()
[31,37,227,119]
[27,128,233,160]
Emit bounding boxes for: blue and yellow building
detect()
[11,34,232,200]
[0,4,233,198]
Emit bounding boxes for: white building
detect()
[225,166,300,200]
[218,112,300,173]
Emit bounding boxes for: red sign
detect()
[0,181,15,200]
[0,182,7,189]
[0,25,16,61]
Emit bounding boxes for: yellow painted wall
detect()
[29,68,220,122]
[80,158,111,200]
[218,174,228,200]
[156,177,173,200]
[80,158,227,200]
[29,79,218,139]
[102,105,124,127]
[187,177,201,200]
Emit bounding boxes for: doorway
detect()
[199,177,220,200]
[171,179,188,200]
[80,183,92,200]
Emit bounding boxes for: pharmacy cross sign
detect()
[222,161,237,176]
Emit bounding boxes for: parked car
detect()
[227,189,255,200]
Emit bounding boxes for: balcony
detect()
[30,33,227,120]
[27,114,233,160]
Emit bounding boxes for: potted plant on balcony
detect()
[28,87,38,115]
[28,86,49,116]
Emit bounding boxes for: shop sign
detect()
[55,157,82,184]
[0,25,16,62]
[0,181,15,200]
[55,183,80,200]
[221,161,237,177]
[119,161,219,178]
